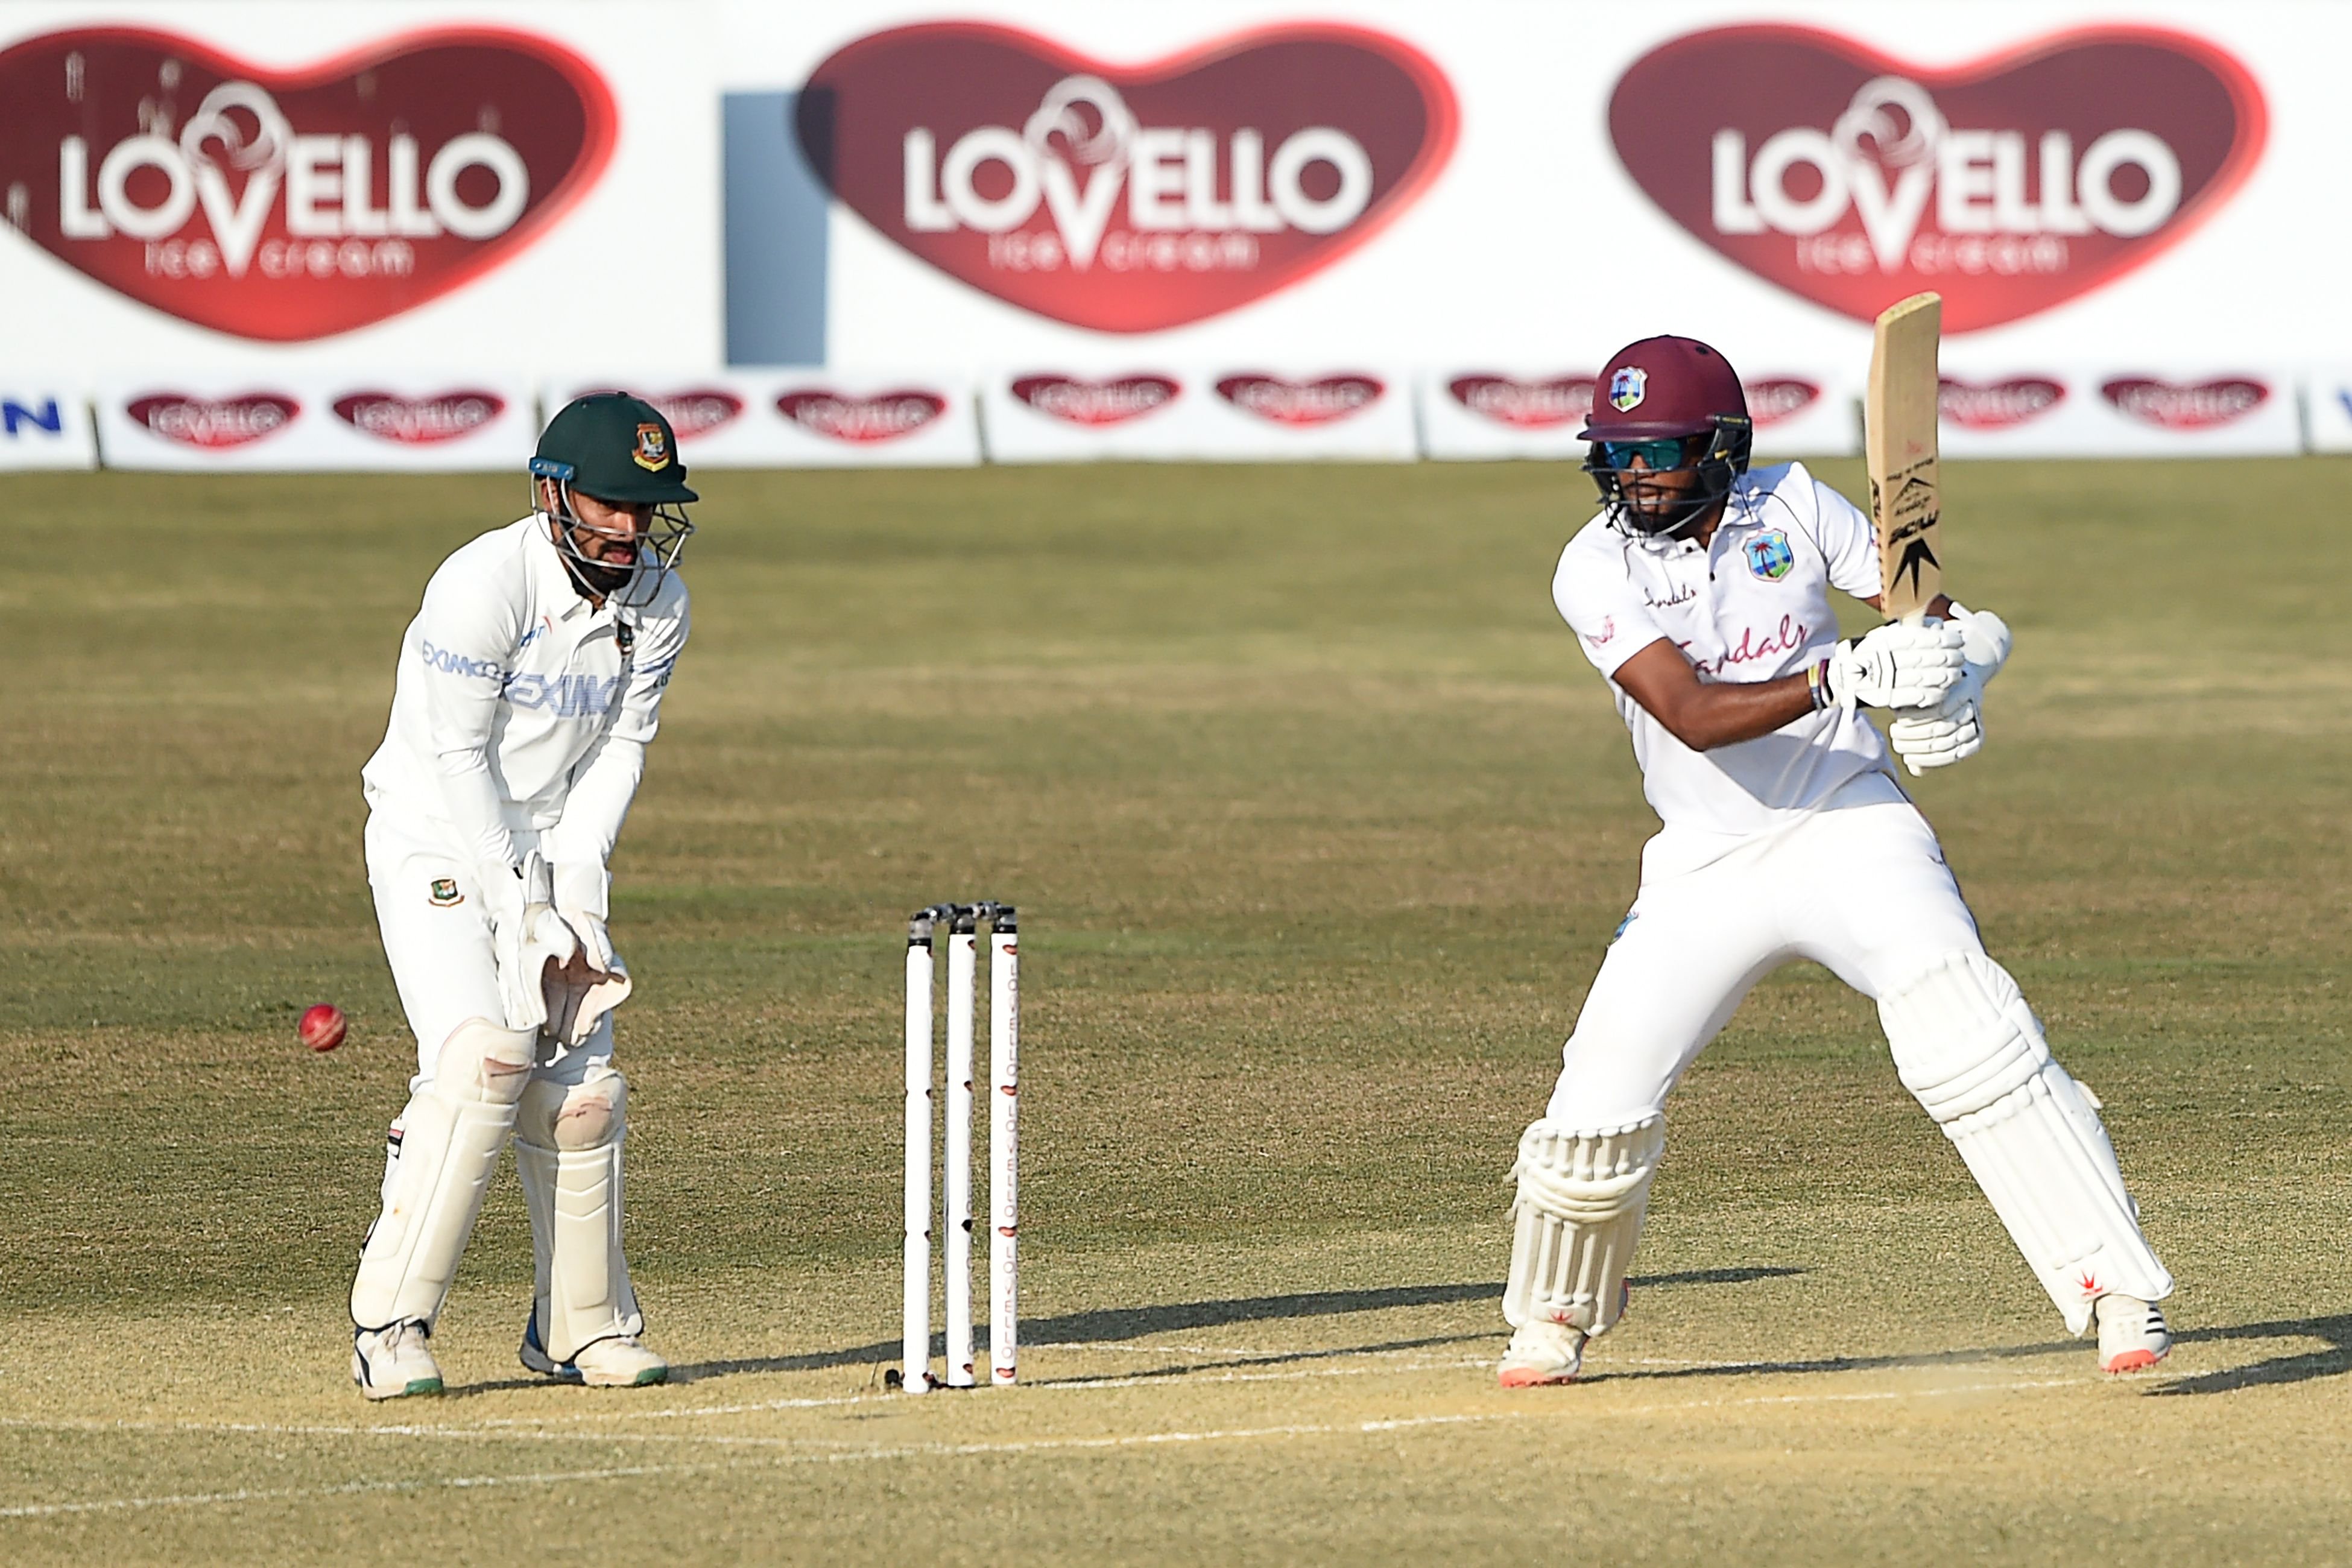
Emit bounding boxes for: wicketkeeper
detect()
[349,394,694,1399]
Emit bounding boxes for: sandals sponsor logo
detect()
[1215,373,1383,426]
[2100,376,2269,429]
[1011,373,1180,427]
[1610,26,2266,330]
[776,388,947,444]
[0,28,616,340]
[332,390,504,444]
[1938,375,2066,429]
[796,24,1457,332]
[127,390,296,447]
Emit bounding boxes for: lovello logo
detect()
[332,390,503,444]
[796,24,1457,332]
[1215,374,1382,426]
[1610,27,2266,330]
[1447,376,1595,431]
[1939,376,2066,429]
[577,388,745,441]
[1744,379,1821,428]
[776,389,947,444]
[1011,374,1180,426]
[2101,376,2268,429]
[643,391,745,441]
[0,28,616,341]
[127,391,297,447]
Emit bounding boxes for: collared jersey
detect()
[1552,461,1892,834]
[362,516,689,867]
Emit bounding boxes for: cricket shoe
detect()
[520,1315,669,1388]
[1498,1321,1589,1386]
[352,1321,444,1400]
[2094,1294,2172,1374]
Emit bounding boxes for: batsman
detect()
[1498,334,2173,1386]
[348,394,694,1399]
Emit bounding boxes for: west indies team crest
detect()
[1743,529,1795,581]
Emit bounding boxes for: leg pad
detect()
[516,1067,643,1364]
[1502,1115,1663,1335]
[1880,952,2172,1333]
[351,1019,536,1331]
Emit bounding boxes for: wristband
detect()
[1806,656,1832,711]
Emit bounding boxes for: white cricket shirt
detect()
[362,516,689,873]
[1552,461,1894,835]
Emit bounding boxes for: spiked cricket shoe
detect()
[352,1321,443,1400]
[520,1315,669,1388]
[1497,1321,1588,1387]
[2095,1294,2172,1374]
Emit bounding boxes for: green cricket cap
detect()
[532,393,698,504]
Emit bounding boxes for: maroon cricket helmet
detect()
[1578,336,1748,441]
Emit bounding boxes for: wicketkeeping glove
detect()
[546,859,632,1045]
[485,851,577,1034]
[553,859,618,974]
[1810,620,1965,712]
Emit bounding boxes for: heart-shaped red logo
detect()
[1447,376,1595,431]
[332,390,504,444]
[1216,374,1383,426]
[776,390,947,444]
[797,24,1457,333]
[1011,375,1180,426]
[127,392,299,447]
[645,391,747,441]
[574,388,746,441]
[2101,376,2268,429]
[1610,26,2266,330]
[1939,376,2067,429]
[1744,379,1822,428]
[0,27,615,341]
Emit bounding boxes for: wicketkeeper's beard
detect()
[561,531,639,597]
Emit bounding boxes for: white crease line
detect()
[0,1462,688,1520]
[0,1351,2076,1443]
[0,1377,2088,1522]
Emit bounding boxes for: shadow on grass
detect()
[440,1288,2352,1401]
[631,1267,1805,1389]
[2149,1314,2352,1396]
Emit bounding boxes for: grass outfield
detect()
[2,458,2349,1563]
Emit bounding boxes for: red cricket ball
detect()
[299,1004,347,1054]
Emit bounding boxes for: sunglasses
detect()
[1595,437,1693,470]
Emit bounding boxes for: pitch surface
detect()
[3,460,2348,1563]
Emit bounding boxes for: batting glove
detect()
[1813,620,1965,712]
[1889,606,2012,774]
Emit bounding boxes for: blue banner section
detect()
[723,91,829,366]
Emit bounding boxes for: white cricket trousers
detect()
[1547,773,1983,1127]
[364,810,613,1094]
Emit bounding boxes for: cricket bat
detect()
[1865,291,1943,622]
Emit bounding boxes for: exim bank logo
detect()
[794,24,1458,333]
[0,28,616,340]
[1608,26,2267,330]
